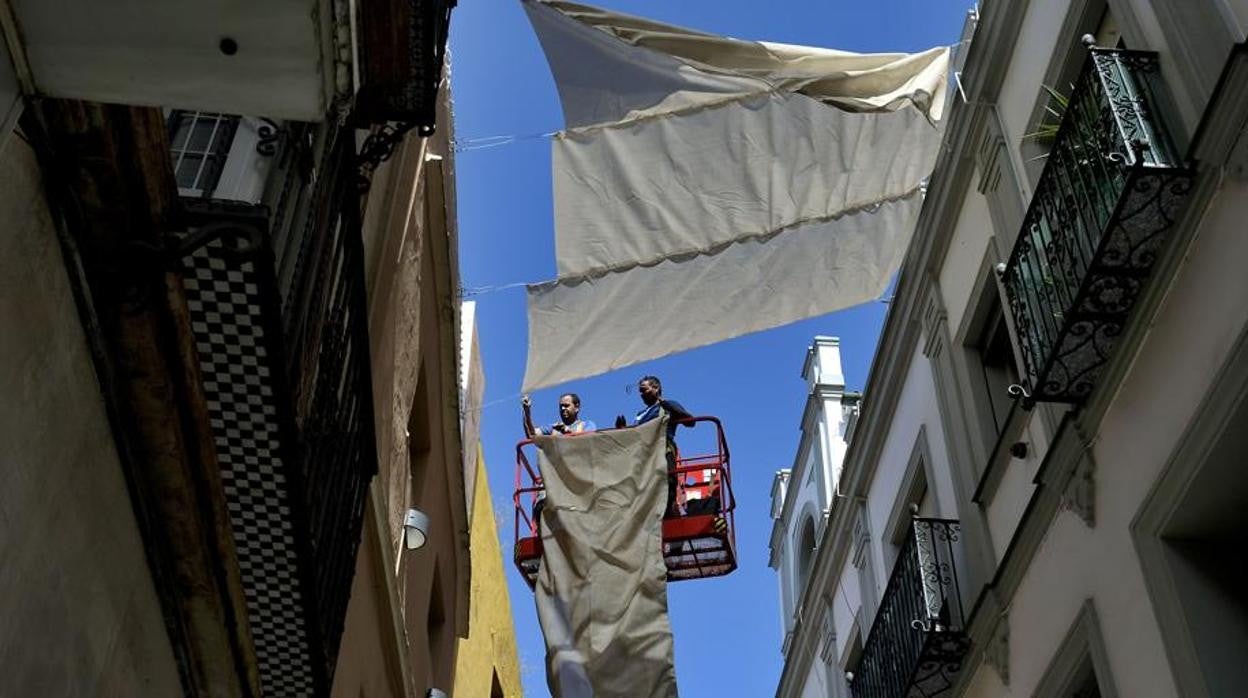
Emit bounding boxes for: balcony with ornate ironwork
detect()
[356,0,458,132]
[999,45,1194,405]
[850,518,968,698]
[172,119,378,694]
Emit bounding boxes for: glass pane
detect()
[170,115,193,151]
[186,117,218,152]
[176,154,203,189]
[210,121,234,156]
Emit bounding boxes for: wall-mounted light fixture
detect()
[427,689,448,698]
[404,508,431,550]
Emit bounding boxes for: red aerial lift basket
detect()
[513,416,737,589]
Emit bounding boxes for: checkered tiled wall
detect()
[182,240,317,696]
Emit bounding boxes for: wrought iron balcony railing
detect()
[356,0,457,131]
[851,518,968,698]
[175,120,378,695]
[999,46,1194,404]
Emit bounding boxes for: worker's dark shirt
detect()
[635,399,691,440]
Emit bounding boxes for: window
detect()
[1034,602,1117,698]
[796,515,818,591]
[168,111,238,197]
[491,671,505,698]
[974,305,1019,436]
[1068,659,1103,698]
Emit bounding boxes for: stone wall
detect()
[0,136,181,694]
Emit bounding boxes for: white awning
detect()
[523,0,947,391]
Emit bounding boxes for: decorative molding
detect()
[1060,447,1096,527]
[851,508,870,571]
[974,115,1004,196]
[331,0,356,98]
[983,613,1011,686]
[920,286,949,359]
[819,605,838,665]
[978,107,1026,250]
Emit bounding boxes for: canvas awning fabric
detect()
[522,0,949,391]
[533,415,677,698]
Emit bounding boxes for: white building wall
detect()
[863,348,958,567]
[1225,0,1248,36]
[833,564,863,651]
[962,116,1248,698]
[996,0,1076,168]
[798,664,829,698]
[938,185,995,335]
[982,409,1046,561]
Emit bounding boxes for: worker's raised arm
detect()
[521,395,538,439]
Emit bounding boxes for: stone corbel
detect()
[1061,442,1096,528]
[984,613,1010,686]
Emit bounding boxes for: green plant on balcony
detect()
[1023,85,1071,158]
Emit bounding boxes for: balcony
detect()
[851,519,968,698]
[356,0,457,131]
[174,120,378,693]
[999,47,1194,404]
[6,0,353,120]
[4,0,454,129]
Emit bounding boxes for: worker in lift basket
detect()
[522,392,597,530]
[614,375,694,519]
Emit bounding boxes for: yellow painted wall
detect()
[453,446,523,696]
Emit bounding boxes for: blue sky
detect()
[449,1,971,694]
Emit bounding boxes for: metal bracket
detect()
[1007,383,1035,411]
[356,120,418,191]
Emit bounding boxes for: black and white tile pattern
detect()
[182,241,316,696]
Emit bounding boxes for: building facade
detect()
[450,301,523,697]
[775,2,1248,697]
[770,337,857,666]
[1,2,470,696]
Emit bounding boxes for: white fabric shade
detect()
[522,0,948,392]
[533,416,677,697]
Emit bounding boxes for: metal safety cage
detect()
[512,417,738,588]
[850,518,968,698]
[998,45,1194,405]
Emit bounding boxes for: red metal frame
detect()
[512,417,737,589]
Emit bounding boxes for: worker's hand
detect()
[552,423,568,434]
[614,414,627,429]
[521,395,532,410]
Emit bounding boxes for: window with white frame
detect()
[168,111,239,198]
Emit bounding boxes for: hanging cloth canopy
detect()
[522,0,949,392]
